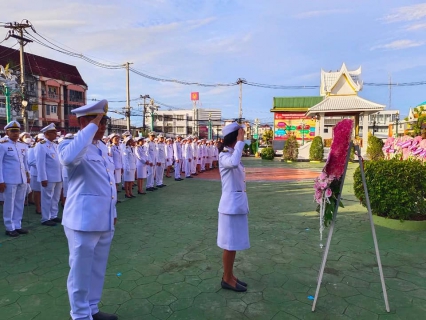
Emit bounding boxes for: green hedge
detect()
[309,136,324,161]
[353,160,426,220]
[261,147,275,160]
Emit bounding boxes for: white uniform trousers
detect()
[64,227,114,320]
[185,159,192,177]
[2,183,26,231]
[155,163,165,186]
[201,157,206,171]
[146,165,155,188]
[191,157,196,174]
[174,160,182,179]
[41,181,63,223]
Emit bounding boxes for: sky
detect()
[2,0,426,126]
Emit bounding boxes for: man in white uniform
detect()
[36,123,63,226]
[155,134,166,188]
[173,135,183,181]
[58,100,118,320]
[184,137,193,179]
[0,121,30,237]
[146,132,157,191]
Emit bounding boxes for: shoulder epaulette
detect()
[40,140,46,144]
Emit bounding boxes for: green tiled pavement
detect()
[1,159,426,319]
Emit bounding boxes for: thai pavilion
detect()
[271,64,385,154]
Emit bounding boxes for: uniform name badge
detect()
[8,147,13,151]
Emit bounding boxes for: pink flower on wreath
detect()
[314,189,323,204]
[325,188,332,198]
[324,119,353,179]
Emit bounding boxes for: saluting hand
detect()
[90,113,104,127]
[237,128,245,142]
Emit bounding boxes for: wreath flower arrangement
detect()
[314,119,354,240]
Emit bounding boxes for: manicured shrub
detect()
[309,136,324,161]
[353,160,426,220]
[366,135,384,160]
[283,135,299,161]
[261,147,275,160]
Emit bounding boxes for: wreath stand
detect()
[312,144,390,313]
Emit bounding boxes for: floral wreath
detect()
[314,119,353,241]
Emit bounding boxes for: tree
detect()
[262,129,274,146]
[366,134,384,160]
[283,135,299,161]
[405,106,426,137]
[309,136,324,161]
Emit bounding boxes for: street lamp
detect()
[395,111,400,136]
[140,94,150,131]
[208,113,212,140]
[254,118,260,156]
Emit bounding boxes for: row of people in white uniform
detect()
[105,131,220,198]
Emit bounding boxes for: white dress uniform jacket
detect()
[123,145,136,182]
[0,139,29,231]
[146,140,157,187]
[218,141,249,215]
[165,144,173,166]
[183,143,192,177]
[135,145,148,179]
[28,145,41,192]
[58,124,117,231]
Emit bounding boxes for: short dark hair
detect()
[219,130,238,152]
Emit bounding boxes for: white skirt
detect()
[123,169,136,182]
[30,175,41,192]
[114,169,122,184]
[136,164,147,179]
[217,213,250,251]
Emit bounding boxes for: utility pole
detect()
[140,94,150,133]
[254,118,260,156]
[236,78,246,122]
[124,62,133,131]
[4,21,33,131]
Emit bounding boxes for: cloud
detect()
[405,22,426,31]
[382,3,426,23]
[371,39,425,51]
[294,9,350,19]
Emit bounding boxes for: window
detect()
[164,115,173,121]
[176,115,184,121]
[187,127,193,134]
[46,105,50,115]
[165,127,173,133]
[324,128,329,133]
[187,116,192,121]
[45,105,57,115]
[48,86,58,99]
[69,90,83,102]
[176,127,185,133]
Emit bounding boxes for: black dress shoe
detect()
[5,230,19,237]
[92,311,118,320]
[15,228,29,234]
[237,279,247,287]
[157,185,163,188]
[221,280,247,292]
[186,176,193,179]
[152,187,158,190]
[125,195,133,198]
[161,184,166,187]
[130,195,136,198]
[147,187,154,191]
[42,220,57,226]
[137,192,146,195]
[51,217,62,223]
[174,178,181,181]
[35,210,42,215]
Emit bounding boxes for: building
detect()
[359,110,401,139]
[0,45,87,134]
[148,108,222,138]
[270,96,324,144]
[388,101,425,137]
[306,63,385,152]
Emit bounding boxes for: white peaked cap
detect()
[4,120,21,130]
[40,123,57,133]
[222,122,245,137]
[72,99,109,118]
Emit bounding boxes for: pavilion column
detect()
[354,114,360,138]
[362,112,369,155]
[319,113,325,136]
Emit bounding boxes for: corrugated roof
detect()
[0,45,87,87]
[416,101,426,107]
[272,96,324,109]
[306,96,385,115]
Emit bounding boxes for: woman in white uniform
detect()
[123,136,136,198]
[28,134,43,214]
[134,137,147,194]
[217,122,250,292]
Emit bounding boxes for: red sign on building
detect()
[191,92,199,101]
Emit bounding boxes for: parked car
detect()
[273,140,285,157]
